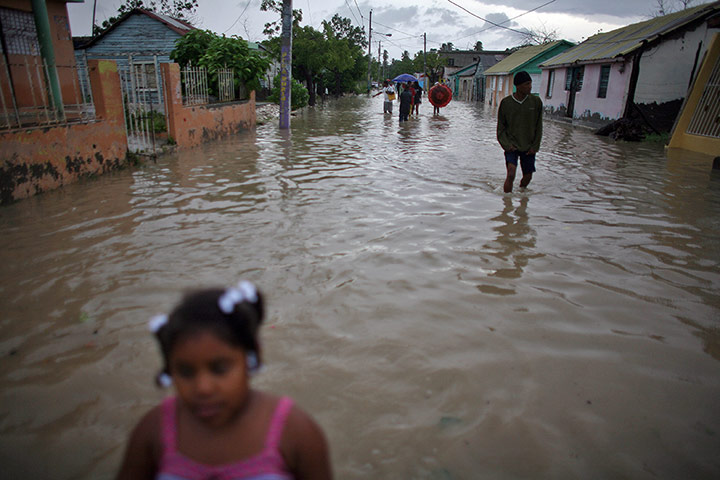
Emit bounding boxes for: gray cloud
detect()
[496,0,658,19]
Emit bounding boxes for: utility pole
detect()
[423,32,427,91]
[279,0,292,129]
[91,0,97,36]
[366,10,372,94]
[378,41,381,82]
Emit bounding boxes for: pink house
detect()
[540,1,720,130]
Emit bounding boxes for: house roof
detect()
[77,8,195,49]
[483,40,574,75]
[448,62,478,78]
[542,1,720,68]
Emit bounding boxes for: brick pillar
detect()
[87,59,124,129]
[161,63,182,146]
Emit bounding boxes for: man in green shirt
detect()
[497,71,543,193]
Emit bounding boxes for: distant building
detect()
[539,1,720,129]
[443,51,507,101]
[482,40,575,106]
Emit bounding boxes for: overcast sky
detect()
[67,0,682,60]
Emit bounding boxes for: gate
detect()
[117,54,166,155]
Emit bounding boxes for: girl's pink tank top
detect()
[156,396,294,480]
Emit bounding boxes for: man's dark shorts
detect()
[504,150,536,175]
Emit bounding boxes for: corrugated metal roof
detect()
[483,41,571,75]
[542,1,720,67]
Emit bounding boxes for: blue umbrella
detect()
[393,73,418,83]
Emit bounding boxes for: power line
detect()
[446,0,536,37]
[223,0,254,34]
[344,0,362,28]
[372,20,420,38]
[451,0,557,42]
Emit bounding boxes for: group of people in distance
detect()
[374,70,542,194]
[113,70,543,480]
[373,79,422,122]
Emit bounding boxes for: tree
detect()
[267,73,309,110]
[474,41,483,51]
[388,50,415,80]
[94,0,198,35]
[171,30,270,96]
[524,23,559,45]
[650,0,695,17]
[260,0,303,36]
[418,50,445,85]
[440,43,455,51]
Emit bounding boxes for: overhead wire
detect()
[223,0,254,34]
[451,0,557,42]
[343,0,362,27]
[446,0,537,37]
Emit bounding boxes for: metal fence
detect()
[181,65,243,105]
[118,56,166,154]
[0,57,94,131]
[217,67,235,103]
[181,64,209,106]
[687,54,720,139]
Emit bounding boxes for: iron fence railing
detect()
[217,66,235,103]
[181,65,246,106]
[181,64,209,106]
[0,57,95,131]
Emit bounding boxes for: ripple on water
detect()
[0,96,719,479]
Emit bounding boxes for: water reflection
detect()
[485,196,540,283]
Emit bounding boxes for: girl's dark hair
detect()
[152,286,264,383]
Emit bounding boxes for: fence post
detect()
[87,59,123,130]
[161,62,182,146]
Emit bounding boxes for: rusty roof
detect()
[541,1,720,67]
[483,40,574,75]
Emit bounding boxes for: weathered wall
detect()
[635,24,714,104]
[0,60,128,204]
[161,63,256,149]
[541,62,631,125]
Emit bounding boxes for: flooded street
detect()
[1,95,719,479]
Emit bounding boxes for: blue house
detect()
[74,8,195,108]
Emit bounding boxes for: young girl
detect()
[116,281,332,480]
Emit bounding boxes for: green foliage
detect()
[171,30,271,96]
[643,132,670,143]
[267,74,309,110]
[125,109,166,134]
[260,0,303,37]
[169,29,213,67]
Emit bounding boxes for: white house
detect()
[539,1,720,129]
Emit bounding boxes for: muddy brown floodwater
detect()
[1,96,719,479]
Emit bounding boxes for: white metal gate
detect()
[118,54,166,155]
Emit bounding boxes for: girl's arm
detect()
[115,406,161,480]
[283,405,333,480]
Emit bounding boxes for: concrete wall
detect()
[161,62,256,148]
[635,23,714,104]
[0,59,128,204]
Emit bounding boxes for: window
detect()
[132,63,158,91]
[564,66,584,91]
[597,64,610,98]
[447,58,455,67]
[546,70,554,98]
[0,7,40,56]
